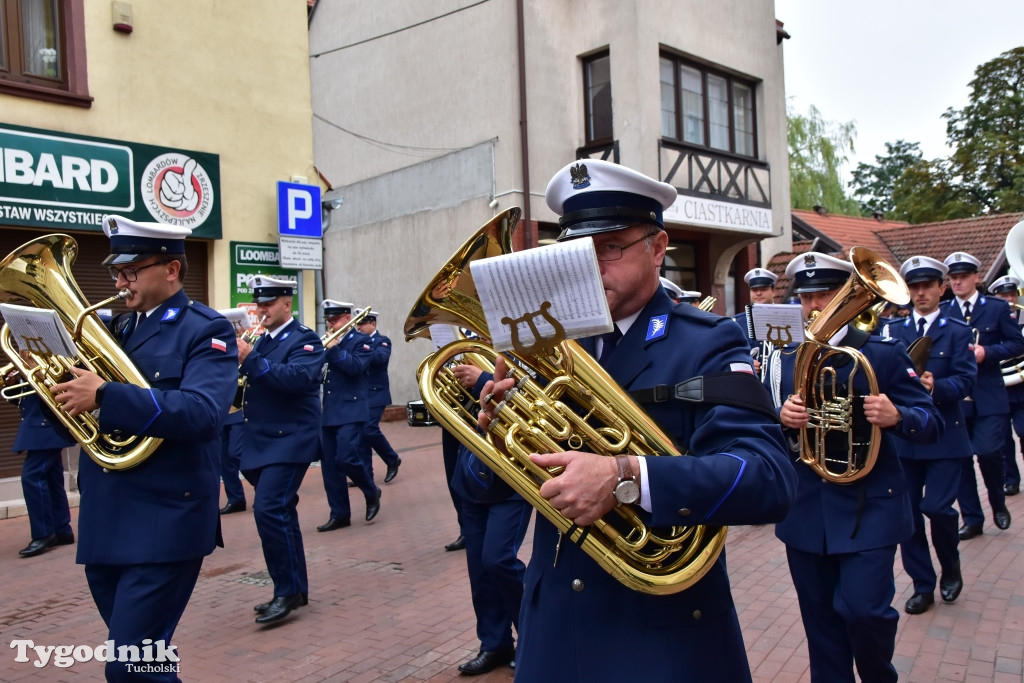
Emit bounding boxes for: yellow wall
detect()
[1,0,318,319]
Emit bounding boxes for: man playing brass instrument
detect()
[52,215,238,681]
[769,252,941,682]
[885,256,976,615]
[478,159,797,682]
[988,274,1024,496]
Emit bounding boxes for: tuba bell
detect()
[999,219,1024,386]
[0,234,162,470]
[793,247,910,484]
[405,208,726,596]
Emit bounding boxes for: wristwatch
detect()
[613,455,640,504]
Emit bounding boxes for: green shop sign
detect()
[0,122,221,238]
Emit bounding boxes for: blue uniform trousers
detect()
[959,413,1008,526]
[85,558,203,682]
[441,428,464,533]
[787,545,899,683]
[900,458,962,594]
[1003,401,1024,486]
[362,405,400,473]
[219,421,245,506]
[461,496,531,652]
[322,423,377,520]
[21,448,72,540]
[242,463,308,597]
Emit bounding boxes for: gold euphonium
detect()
[792,247,909,484]
[0,234,162,470]
[405,208,726,596]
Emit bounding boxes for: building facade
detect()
[309,0,793,405]
[0,0,317,481]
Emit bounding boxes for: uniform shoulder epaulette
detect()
[670,303,720,327]
[946,317,972,328]
[186,300,222,320]
[866,335,898,345]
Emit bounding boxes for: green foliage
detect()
[850,47,1024,221]
[787,102,861,215]
[850,140,922,216]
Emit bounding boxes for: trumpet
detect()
[230,314,266,413]
[321,305,372,346]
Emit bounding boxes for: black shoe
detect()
[1006,483,1020,496]
[254,594,305,624]
[19,532,73,557]
[458,648,515,675]
[384,459,402,484]
[940,570,964,603]
[255,592,307,614]
[959,524,983,540]
[219,501,246,514]
[445,535,466,552]
[316,517,351,532]
[348,479,357,488]
[995,508,1012,530]
[904,592,935,615]
[365,491,381,522]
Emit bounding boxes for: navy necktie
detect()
[598,326,622,366]
[963,301,971,321]
[917,317,927,338]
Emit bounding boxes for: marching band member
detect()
[942,252,1024,538]
[238,275,324,624]
[356,310,403,484]
[987,274,1024,495]
[316,300,380,532]
[887,256,976,615]
[768,252,941,682]
[479,159,796,682]
[52,215,238,680]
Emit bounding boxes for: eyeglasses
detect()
[593,232,657,262]
[107,262,162,282]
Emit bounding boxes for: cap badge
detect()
[569,163,591,190]
[912,257,920,267]
[107,218,119,234]
[803,254,817,268]
[955,254,963,262]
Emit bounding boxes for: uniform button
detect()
[154,371,160,378]
[692,609,702,620]
[677,508,691,517]
[102,468,109,473]
[571,579,584,592]
[277,430,283,435]
[887,488,894,495]
[184,491,191,498]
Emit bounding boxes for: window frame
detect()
[660,51,757,159]
[0,0,91,107]
[582,50,613,146]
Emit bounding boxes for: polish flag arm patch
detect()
[211,338,227,352]
[730,362,754,374]
[304,344,315,352]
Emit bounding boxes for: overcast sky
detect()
[774,0,1024,180]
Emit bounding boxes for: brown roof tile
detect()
[792,209,909,265]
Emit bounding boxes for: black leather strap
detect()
[630,372,779,422]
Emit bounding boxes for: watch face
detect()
[615,480,640,504]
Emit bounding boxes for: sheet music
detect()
[0,303,79,357]
[749,303,805,346]
[218,308,255,336]
[471,237,612,352]
[427,323,458,351]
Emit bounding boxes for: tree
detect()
[889,158,978,223]
[787,102,861,215]
[849,140,923,216]
[943,46,1024,214]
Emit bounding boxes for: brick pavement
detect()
[2,421,1024,682]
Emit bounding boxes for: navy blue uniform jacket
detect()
[322,329,372,426]
[77,290,238,565]
[769,332,942,554]
[943,296,1024,415]
[13,394,75,452]
[364,331,393,408]
[239,318,324,468]
[884,316,975,459]
[515,287,796,683]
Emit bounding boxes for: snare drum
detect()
[407,400,438,426]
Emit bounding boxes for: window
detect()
[583,52,612,144]
[660,53,756,158]
[0,0,90,106]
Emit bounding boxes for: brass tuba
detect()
[999,219,1024,386]
[0,234,162,470]
[405,208,726,595]
[793,247,910,484]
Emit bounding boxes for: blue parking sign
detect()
[277,181,322,238]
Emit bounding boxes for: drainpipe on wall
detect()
[516,0,532,248]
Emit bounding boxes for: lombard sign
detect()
[665,194,773,235]
[230,241,298,313]
[0,122,221,238]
